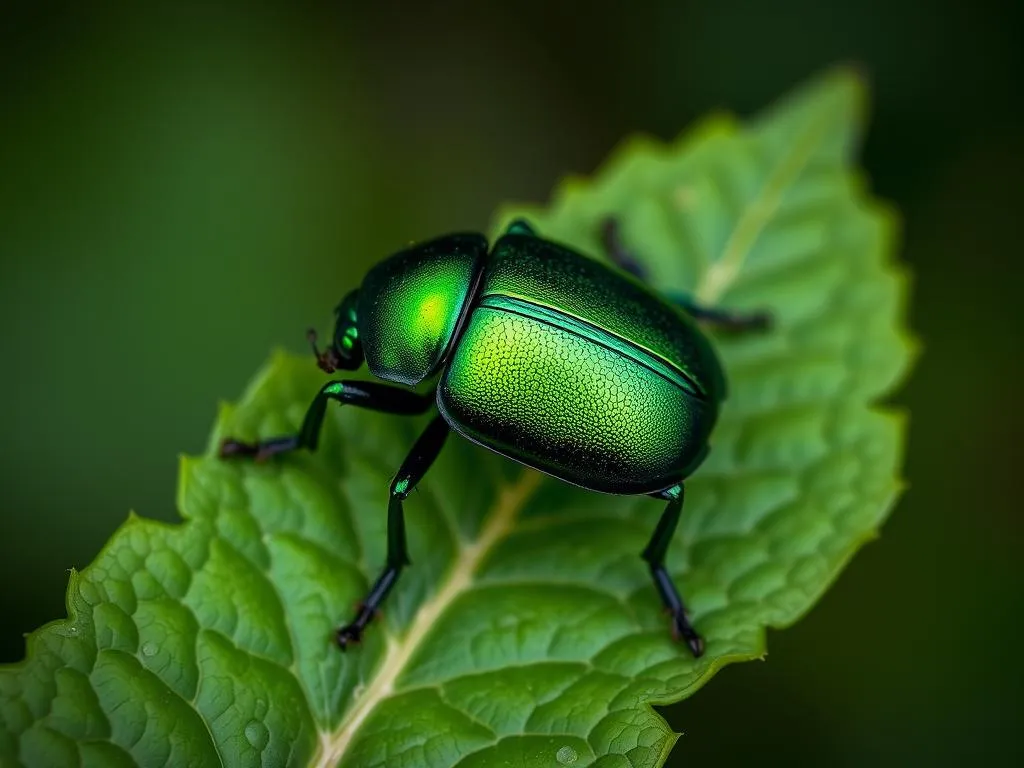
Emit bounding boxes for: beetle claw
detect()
[336,624,362,651]
[669,612,705,658]
[686,634,706,658]
[219,438,254,458]
[749,311,773,332]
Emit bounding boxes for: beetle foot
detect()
[743,310,773,333]
[713,309,773,334]
[670,612,705,658]
[335,623,363,651]
[219,438,257,459]
[219,436,299,462]
[217,438,273,463]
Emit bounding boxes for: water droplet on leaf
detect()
[556,745,578,764]
[141,641,157,657]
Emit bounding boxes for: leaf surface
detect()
[0,69,913,768]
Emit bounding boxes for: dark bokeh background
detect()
[2,1,1021,765]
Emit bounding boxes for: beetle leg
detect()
[666,293,772,332]
[336,414,450,649]
[600,217,648,280]
[219,380,434,460]
[601,216,772,332]
[504,217,539,237]
[642,484,705,657]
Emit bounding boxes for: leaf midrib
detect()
[314,469,544,766]
[694,106,841,306]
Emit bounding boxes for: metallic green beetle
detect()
[220,218,769,657]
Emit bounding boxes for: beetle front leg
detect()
[336,414,450,649]
[219,380,434,460]
[643,484,704,657]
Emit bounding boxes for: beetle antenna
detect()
[307,328,339,373]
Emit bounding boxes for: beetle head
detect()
[308,290,363,373]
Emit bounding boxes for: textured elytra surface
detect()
[482,233,725,399]
[438,305,712,493]
[0,68,913,768]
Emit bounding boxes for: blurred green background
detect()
[1,0,1021,765]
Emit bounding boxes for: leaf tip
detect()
[756,64,871,153]
[819,62,871,107]
[832,59,872,91]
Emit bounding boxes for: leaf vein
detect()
[313,470,544,766]
[695,103,843,305]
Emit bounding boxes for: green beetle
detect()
[220,218,769,657]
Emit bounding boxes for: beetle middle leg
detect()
[643,484,705,657]
[600,217,771,332]
[600,218,648,280]
[219,380,434,460]
[336,413,450,649]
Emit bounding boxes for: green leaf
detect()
[0,68,913,768]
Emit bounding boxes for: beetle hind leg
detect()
[600,217,771,333]
[642,484,704,657]
[600,218,648,281]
